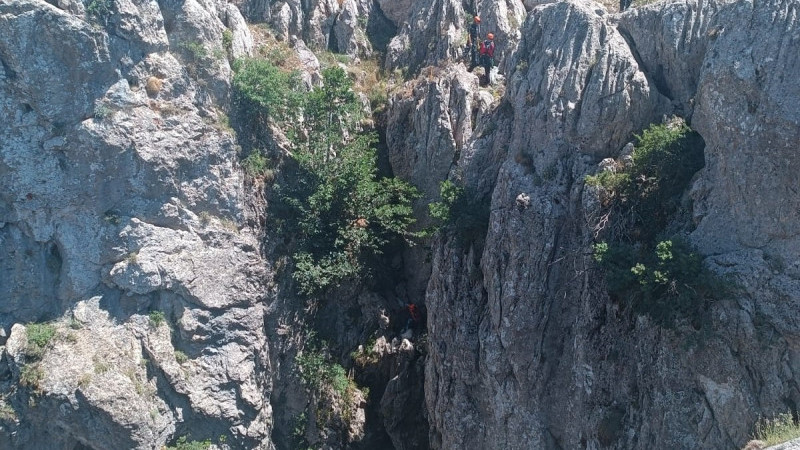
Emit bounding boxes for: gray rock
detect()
[3,311,175,448]
[377,0,413,26]
[0,0,118,124]
[766,437,800,450]
[618,0,732,116]
[269,0,339,49]
[268,0,373,56]
[0,0,270,447]
[385,0,525,74]
[293,38,322,87]
[332,0,371,56]
[396,0,800,449]
[223,3,255,59]
[385,65,491,297]
[690,0,800,260]
[387,66,486,205]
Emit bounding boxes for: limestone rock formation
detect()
[2,0,799,447]
[267,0,385,57]
[0,0,274,447]
[385,0,466,74]
[386,66,495,298]
[387,67,488,202]
[377,0,414,27]
[385,0,525,74]
[391,0,800,448]
[689,0,800,259]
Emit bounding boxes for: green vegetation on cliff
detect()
[588,120,719,326]
[233,60,419,295]
[752,412,800,447]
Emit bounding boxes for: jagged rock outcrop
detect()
[689,0,800,259]
[377,0,414,27]
[616,0,727,115]
[0,0,276,447]
[382,0,800,448]
[386,66,495,297]
[387,67,489,200]
[3,0,799,447]
[385,0,525,74]
[269,0,338,48]
[267,0,388,56]
[379,338,427,450]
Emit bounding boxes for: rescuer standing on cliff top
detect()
[479,32,496,86]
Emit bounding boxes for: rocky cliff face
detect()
[244,0,399,57]
[2,0,799,448]
[385,0,526,73]
[383,0,800,448]
[0,0,273,447]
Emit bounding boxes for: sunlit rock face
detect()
[0,0,273,447]
[383,0,800,448]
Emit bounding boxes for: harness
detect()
[479,40,495,57]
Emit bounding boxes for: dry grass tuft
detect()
[145,76,162,97]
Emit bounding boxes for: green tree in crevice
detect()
[287,67,420,295]
[233,61,420,295]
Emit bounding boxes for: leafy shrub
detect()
[182,42,208,61]
[589,120,716,326]
[428,179,490,244]
[428,180,464,224]
[585,170,630,195]
[283,68,420,294]
[241,150,273,179]
[0,402,16,422]
[588,120,704,243]
[222,29,233,57]
[86,0,113,25]
[167,436,212,450]
[234,60,419,294]
[351,338,380,367]
[753,411,800,446]
[94,102,114,120]
[25,323,56,360]
[296,348,349,395]
[291,412,310,449]
[232,58,303,131]
[593,238,719,327]
[148,310,166,328]
[296,342,365,432]
[174,350,188,364]
[20,364,44,392]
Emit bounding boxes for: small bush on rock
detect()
[20,364,44,392]
[222,29,233,59]
[148,310,166,328]
[296,348,349,395]
[295,339,366,441]
[587,119,704,243]
[86,0,113,25]
[593,238,723,327]
[232,58,303,137]
[428,179,490,245]
[241,150,273,179]
[167,436,212,450]
[589,119,717,327]
[25,323,56,360]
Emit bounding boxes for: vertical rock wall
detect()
[387,0,800,448]
[0,0,274,447]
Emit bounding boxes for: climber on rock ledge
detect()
[479,32,496,86]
